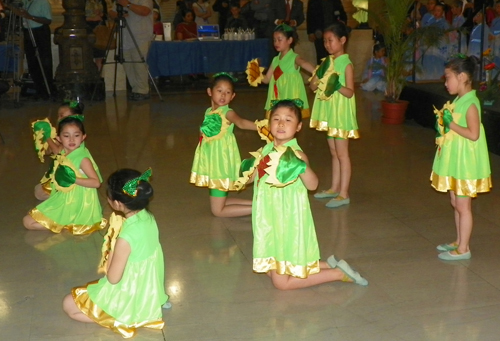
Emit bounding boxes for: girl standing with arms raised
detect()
[238,100,367,290]
[262,24,315,118]
[309,22,359,208]
[432,57,492,261]
[63,168,168,338]
[24,116,105,235]
[190,73,257,217]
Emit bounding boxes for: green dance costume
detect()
[29,145,105,235]
[72,210,168,339]
[310,54,359,138]
[251,139,320,278]
[190,105,241,192]
[431,90,492,197]
[264,50,310,118]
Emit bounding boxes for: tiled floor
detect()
[1,85,500,341]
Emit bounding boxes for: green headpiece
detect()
[58,114,84,123]
[213,72,238,83]
[270,98,304,109]
[122,168,152,197]
[275,23,294,33]
[454,53,466,60]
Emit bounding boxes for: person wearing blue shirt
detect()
[11,0,55,100]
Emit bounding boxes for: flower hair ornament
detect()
[212,72,238,83]
[122,168,152,197]
[270,98,304,109]
[275,23,293,32]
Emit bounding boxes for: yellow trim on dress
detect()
[41,180,52,194]
[253,257,320,279]
[189,173,238,191]
[309,119,360,139]
[29,208,107,235]
[430,171,492,197]
[72,283,164,339]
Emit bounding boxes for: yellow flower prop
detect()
[310,58,341,100]
[51,154,81,192]
[97,213,125,274]
[433,101,459,148]
[483,48,492,57]
[31,118,56,162]
[255,119,274,143]
[234,148,264,190]
[246,58,265,87]
[201,109,230,143]
[264,145,304,188]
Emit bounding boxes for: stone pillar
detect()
[53,0,104,99]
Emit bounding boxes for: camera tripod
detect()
[91,7,163,101]
[0,3,51,102]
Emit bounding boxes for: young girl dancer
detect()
[262,24,315,118]
[34,101,85,201]
[24,116,105,235]
[190,73,257,217]
[309,22,359,208]
[238,99,367,290]
[432,57,492,260]
[63,168,168,338]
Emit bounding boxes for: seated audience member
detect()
[226,4,248,30]
[450,0,466,55]
[421,0,437,27]
[153,8,163,37]
[176,9,198,40]
[468,11,490,58]
[360,43,387,92]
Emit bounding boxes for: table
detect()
[147,39,270,77]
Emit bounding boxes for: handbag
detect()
[93,21,116,50]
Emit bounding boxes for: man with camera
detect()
[110,0,153,101]
[8,0,55,100]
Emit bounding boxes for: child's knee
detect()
[62,294,75,314]
[23,215,32,230]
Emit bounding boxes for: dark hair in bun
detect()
[61,101,85,115]
[107,169,154,211]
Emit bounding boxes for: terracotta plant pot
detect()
[381,100,409,125]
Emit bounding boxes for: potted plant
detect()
[371,0,445,124]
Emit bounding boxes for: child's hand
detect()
[442,108,453,133]
[324,73,342,97]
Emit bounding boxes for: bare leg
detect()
[62,294,94,323]
[34,184,50,201]
[210,195,252,218]
[449,191,460,246]
[327,138,341,193]
[450,193,473,254]
[269,268,348,290]
[333,138,351,199]
[23,214,49,231]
